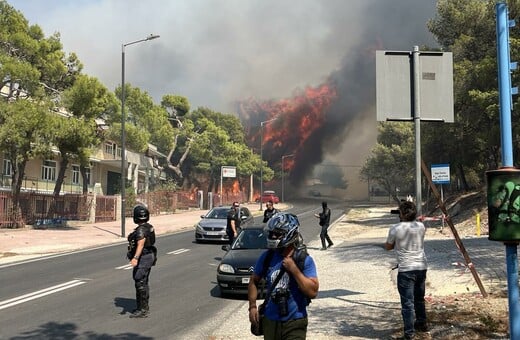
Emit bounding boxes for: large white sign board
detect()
[222,166,236,178]
[376,50,454,122]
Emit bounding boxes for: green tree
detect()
[361,122,415,203]
[168,107,272,193]
[161,94,190,120]
[0,99,53,225]
[109,84,151,153]
[423,0,520,190]
[0,2,81,225]
[59,75,117,194]
[111,85,176,157]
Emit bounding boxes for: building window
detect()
[72,165,80,184]
[42,160,56,181]
[105,142,114,155]
[3,158,12,176]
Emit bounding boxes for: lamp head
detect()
[147,34,160,41]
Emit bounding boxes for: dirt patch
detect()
[0,251,18,258]
[419,291,509,339]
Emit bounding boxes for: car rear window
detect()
[234,229,267,249]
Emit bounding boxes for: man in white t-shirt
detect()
[385,200,428,339]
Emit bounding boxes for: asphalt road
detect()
[0,200,344,339]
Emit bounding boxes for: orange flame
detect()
[232,180,240,194]
[246,82,337,172]
[282,158,295,171]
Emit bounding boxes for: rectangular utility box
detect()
[487,168,520,241]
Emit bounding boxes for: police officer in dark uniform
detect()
[262,200,279,223]
[226,202,240,246]
[314,201,333,250]
[127,205,157,318]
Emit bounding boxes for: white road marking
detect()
[115,264,133,270]
[115,248,191,269]
[0,279,87,310]
[167,248,190,255]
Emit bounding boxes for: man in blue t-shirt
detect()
[248,213,319,339]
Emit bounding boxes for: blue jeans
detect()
[397,270,427,337]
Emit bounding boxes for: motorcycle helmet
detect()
[266,212,300,249]
[133,205,150,224]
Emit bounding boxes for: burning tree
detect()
[167,107,266,196]
[239,82,338,186]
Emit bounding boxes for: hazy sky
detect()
[7,0,438,114]
[7,0,440,191]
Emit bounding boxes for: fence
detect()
[0,190,246,228]
[95,195,117,222]
[212,192,249,208]
[0,191,91,228]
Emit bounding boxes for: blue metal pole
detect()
[497,3,514,166]
[496,3,519,339]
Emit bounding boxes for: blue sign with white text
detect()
[431,164,450,184]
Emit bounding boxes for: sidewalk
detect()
[0,202,509,339]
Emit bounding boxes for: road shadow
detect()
[8,321,153,340]
[114,297,135,315]
[315,288,363,299]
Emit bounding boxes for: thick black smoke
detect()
[239,0,438,186]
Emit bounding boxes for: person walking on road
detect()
[385,200,428,339]
[226,202,240,246]
[262,200,279,223]
[248,212,319,340]
[127,205,157,318]
[314,201,333,250]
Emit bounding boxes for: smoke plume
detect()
[237,0,438,188]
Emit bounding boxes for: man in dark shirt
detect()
[314,201,333,250]
[226,202,240,246]
[262,200,279,223]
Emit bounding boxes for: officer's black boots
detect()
[131,290,141,313]
[129,309,149,318]
[129,290,149,318]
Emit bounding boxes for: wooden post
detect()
[421,160,488,297]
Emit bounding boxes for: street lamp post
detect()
[121,34,160,238]
[281,154,294,203]
[259,118,278,211]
